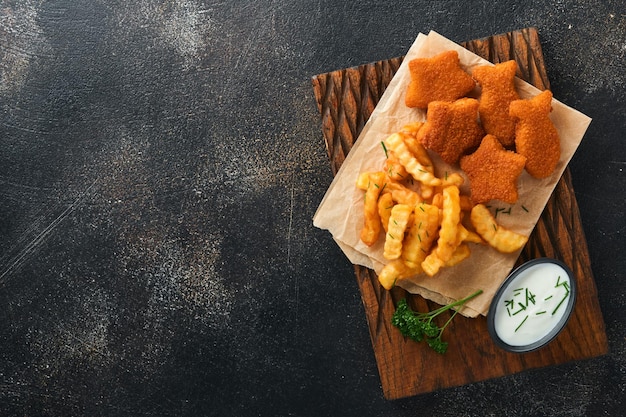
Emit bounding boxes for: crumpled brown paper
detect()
[313,31,592,317]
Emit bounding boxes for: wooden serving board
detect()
[311,27,608,400]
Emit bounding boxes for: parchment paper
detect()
[313,31,592,317]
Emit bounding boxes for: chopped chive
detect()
[552,295,568,315]
[521,205,529,212]
[535,311,547,315]
[555,275,570,290]
[381,141,388,158]
[544,295,553,301]
[515,315,529,332]
[511,302,527,316]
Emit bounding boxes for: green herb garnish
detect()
[391,290,483,354]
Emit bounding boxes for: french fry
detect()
[385,151,409,181]
[457,223,484,244]
[377,193,394,233]
[422,185,462,276]
[431,192,443,209]
[470,204,528,253]
[399,121,425,137]
[384,133,443,187]
[402,203,440,269]
[444,243,471,266]
[435,185,462,261]
[356,172,371,190]
[360,172,387,246]
[420,185,435,201]
[403,135,434,173]
[402,134,436,199]
[391,187,421,206]
[383,204,413,260]
[421,251,446,277]
[442,172,464,187]
[382,177,422,205]
[378,259,419,290]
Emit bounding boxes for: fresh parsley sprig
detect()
[391,290,483,354]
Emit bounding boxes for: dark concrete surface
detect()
[0,1,624,416]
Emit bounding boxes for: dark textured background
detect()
[0,1,624,416]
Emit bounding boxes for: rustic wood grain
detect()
[311,27,608,399]
[312,57,403,175]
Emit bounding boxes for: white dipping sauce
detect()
[493,262,572,347]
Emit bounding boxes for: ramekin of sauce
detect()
[487,258,576,353]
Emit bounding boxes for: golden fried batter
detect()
[416,98,485,165]
[509,90,561,178]
[472,60,520,147]
[405,50,476,109]
[460,134,527,204]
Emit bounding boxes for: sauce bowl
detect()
[487,258,577,353]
